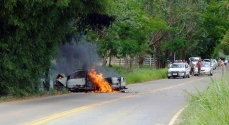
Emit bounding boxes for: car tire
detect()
[183,73,186,78]
[168,76,170,79]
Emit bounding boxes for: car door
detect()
[67,71,87,88]
[185,63,190,75]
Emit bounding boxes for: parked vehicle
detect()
[211,59,218,70]
[189,57,200,65]
[54,70,127,92]
[200,62,213,76]
[167,62,190,79]
[203,59,217,70]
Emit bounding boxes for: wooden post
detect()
[150,57,152,67]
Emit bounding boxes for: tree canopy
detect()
[0,0,110,96]
[0,0,228,96]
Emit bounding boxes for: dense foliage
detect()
[0,0,228,96]
[0,0,110,96]
[199,1,229,58]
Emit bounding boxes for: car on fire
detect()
[54,70,127,92]
[167,62,190,79]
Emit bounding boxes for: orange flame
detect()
[87,68,113,92]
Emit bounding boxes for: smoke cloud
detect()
[52,38,120,77]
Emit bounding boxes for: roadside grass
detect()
[178,76,229,125]
[111,65,168,84]
[0,88,68,102]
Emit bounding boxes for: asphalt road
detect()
[0,69,225,125]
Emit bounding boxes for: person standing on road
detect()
[197,60,202,76]
[168,62,172,68]
[190,61,195,76]
[224,58,228,69]
[221,61,225,76]
[218,58,221,69]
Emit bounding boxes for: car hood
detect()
[201,67,211,70]
[168,68,186,72]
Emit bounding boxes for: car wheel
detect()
[188,75,190,78]
[168,76,170,79]
[183,73,186,78]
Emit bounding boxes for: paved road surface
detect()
[0,69,224,125]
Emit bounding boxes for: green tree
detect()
[0,0,109,96]
[87,0,167,70]
[215,30,229,55]
[145,0,208,67]
[204,0,229,57]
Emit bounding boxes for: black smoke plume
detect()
[53,40,120,77]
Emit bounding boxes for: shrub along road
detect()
[0,69,223,125]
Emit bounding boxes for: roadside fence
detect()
[109,57,156,66]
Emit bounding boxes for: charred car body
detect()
[54,70,127,92]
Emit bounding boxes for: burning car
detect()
[54,69,127,92]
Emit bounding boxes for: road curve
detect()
[0,69,223,125]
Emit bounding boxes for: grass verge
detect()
[178,76,229,125]
[111,65,168,84]
[0,88,69,103]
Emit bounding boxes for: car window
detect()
[203,59,210,62]
[202,63,210,67]
[185,64,188,68]
[213,59,217,63]
[171,63,184,68]
[189,57,199,61]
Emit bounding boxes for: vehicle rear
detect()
[189,57,200,65]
